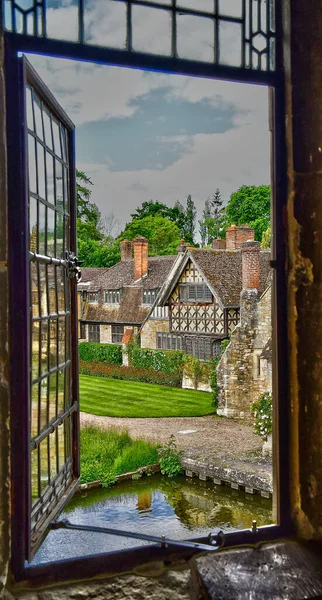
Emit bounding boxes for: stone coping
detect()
[78,463,161,491]
[181,456,272,498]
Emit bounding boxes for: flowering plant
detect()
[251,391,272,441]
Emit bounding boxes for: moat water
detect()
[32,474,273,564]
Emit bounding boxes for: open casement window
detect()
[4,0,290,588]
[7,55,80,567]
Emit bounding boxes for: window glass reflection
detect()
[28,134,37,194]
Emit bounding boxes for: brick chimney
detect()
[120,240,132,262]
[226,224,255,250]
[133,236,149,280]
[177,238,187,253]
[212,238,226,249]
[241,241,260,290]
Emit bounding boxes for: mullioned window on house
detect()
[88,324,100,343]
[104,290,121,304]
[87,292,99,303]
[112,325,124,344]
[143,288,159,305]
[179,284,212,302]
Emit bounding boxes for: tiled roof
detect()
[99,256,176,290]
[190,249,271,307]
[78,267,109,291]
[81,255,176,325]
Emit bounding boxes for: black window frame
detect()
[111,324,124,344]
[88,323,100,343]
[4,0,291,586]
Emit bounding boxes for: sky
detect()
[24,1,271,236]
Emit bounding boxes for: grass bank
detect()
[80,374,214,418]
[80,426,159,485]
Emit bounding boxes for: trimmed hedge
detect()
[79,360,182,387]
[129,346,186,376]
[79,342,122,365]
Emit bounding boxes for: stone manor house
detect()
[78,226,272,406]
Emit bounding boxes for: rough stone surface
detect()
[217,285,271,420]
[11,571,191,600]
[140,318,169,350]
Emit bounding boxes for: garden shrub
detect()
[79,360,182,387]
[251,391,272,441]
[79,342,122,365]
[130,347,186,377]
[158,435,183,477]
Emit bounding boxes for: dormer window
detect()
[104,289,121,305]
[179,284,212,303]
[143,288,159,305]
[87,292,99,303]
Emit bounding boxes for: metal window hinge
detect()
[50,519,224,552]
[65,252,83,282]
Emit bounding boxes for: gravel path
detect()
[80,412,262,460]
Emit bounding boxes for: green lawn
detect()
[80,374,214,418]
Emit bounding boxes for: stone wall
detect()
[217,286,271,420]
[100,324,112,344]
[140,318,169,349]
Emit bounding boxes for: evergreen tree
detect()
[210,188,223,239]
[198,198,213,246]
[183,195,197,245]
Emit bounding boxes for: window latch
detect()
[65,252,82,282]
[50,519,224,552]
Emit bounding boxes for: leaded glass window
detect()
[156,332,182,350]
[3,0,277,74]
[26,59,79,554]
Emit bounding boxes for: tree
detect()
[130,199,186,237]
[261,225,271,249]
[223,185,271,242]
[198,199,214,246]
[119,214,181,256]
[76,170,103,242]
[210,188,223,239]
[182,195,197,245]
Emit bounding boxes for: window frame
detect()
[179,283,212,303]
[104,289,121,305]
[79,322,86,339]
[88,323,100,343]
[111,324,124,344]
[143,288,159,305]
[5,0,291,585]
[87,291,99,304]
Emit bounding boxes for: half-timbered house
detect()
[140,226,271,361]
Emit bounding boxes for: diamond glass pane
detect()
[4,0,276,74]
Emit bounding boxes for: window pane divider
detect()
[30,403,78,450]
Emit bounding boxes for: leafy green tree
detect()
[182,195,197,245]
[130,199,186,237]
[119,214,181,256]
[261,225,271,249]
[221,185,270,242]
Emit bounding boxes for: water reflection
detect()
[32,475,272,564]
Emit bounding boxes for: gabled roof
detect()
[158,248,271,308]
[98,256,176,290]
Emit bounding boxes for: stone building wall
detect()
[100,323,112,344]
[140,318,169,349]
[217,285,271,420]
